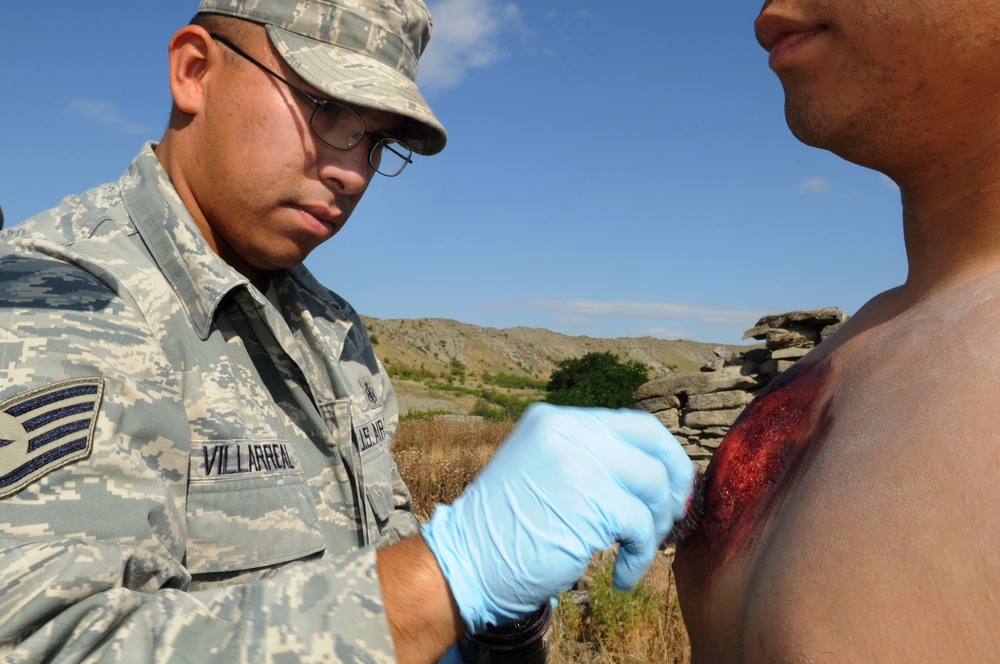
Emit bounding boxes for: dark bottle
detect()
[457,603,551,664]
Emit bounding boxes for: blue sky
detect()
[0,2,907,344]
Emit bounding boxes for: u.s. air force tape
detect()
[0,377,104,499]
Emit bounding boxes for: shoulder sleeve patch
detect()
[0,377,105,499]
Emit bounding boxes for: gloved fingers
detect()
[570,409,693,536]
[570,429,678,541]
[589,408,696,522]
[606,491,659,590]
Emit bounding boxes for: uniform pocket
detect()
[352,409,394,528]
[185,440,326,574]
[362,444,394,524]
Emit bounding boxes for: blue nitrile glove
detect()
[436,644,464,664]
[422,403,695,634]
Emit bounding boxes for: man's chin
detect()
[784,100,874,167]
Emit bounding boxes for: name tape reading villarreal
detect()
[0,377,105,499]
[190,441,302,480]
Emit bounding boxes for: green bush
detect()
[482,372,548,390]
[545,352,650,409]
[383,361,436,383]
[446,358,467,384]
[586,560,657,648]
[400,409,456,422]
[425,381,477,396]
[470,389,537,421]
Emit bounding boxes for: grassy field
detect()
[394,418,692,663]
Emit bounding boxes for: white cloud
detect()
[880,174,899,191]
[797,176,832,194]
[475,299,777,342]
[489,299,766,334]
[639,327,697,340]
[65,99,148,135]
[420,0,521,90]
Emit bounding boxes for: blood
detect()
[678,358,835,576]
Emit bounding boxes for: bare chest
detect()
[675,318,1000,660]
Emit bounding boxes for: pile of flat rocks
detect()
[632,307,847,469]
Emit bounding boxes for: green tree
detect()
[545,352,650,409]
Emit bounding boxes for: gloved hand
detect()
[422,402,694,634]
[436,644,465,664]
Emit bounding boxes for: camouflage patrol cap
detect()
[196,0,447,155]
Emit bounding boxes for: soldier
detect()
[675,0,1000,660]
[0,1,693,662]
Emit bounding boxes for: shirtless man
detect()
[674,1,1000,660]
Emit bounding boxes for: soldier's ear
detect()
[166,25,218,116]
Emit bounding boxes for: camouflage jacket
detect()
[0,143,418,662]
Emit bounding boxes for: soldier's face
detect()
[188,32,393,277]
[754,0,995,170]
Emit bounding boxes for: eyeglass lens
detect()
[310,103,412,177]
[310,102,365,149]
[369,138,410,177]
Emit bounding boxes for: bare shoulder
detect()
[839,272,1000,427]
[823,272,1000,420]
[744,274,1000,659]
[678,277,1000,661]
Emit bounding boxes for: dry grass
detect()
[547,550,690,663]
[394,419,691,663]
[394,418,513,520]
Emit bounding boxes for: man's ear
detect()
[167,26,217,116]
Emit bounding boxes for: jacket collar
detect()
[119,143,254,340]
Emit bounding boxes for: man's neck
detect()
[892,145,1000,301]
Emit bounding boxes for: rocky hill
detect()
[362,316,753,416]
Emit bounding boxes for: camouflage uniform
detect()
[0,143,416,662]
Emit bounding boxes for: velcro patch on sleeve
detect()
[0,377,105,499]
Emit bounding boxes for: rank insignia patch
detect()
[0,377,104,499]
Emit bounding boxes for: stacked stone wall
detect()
[633,308,848,469]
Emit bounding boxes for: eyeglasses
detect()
[210,33,413,177]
